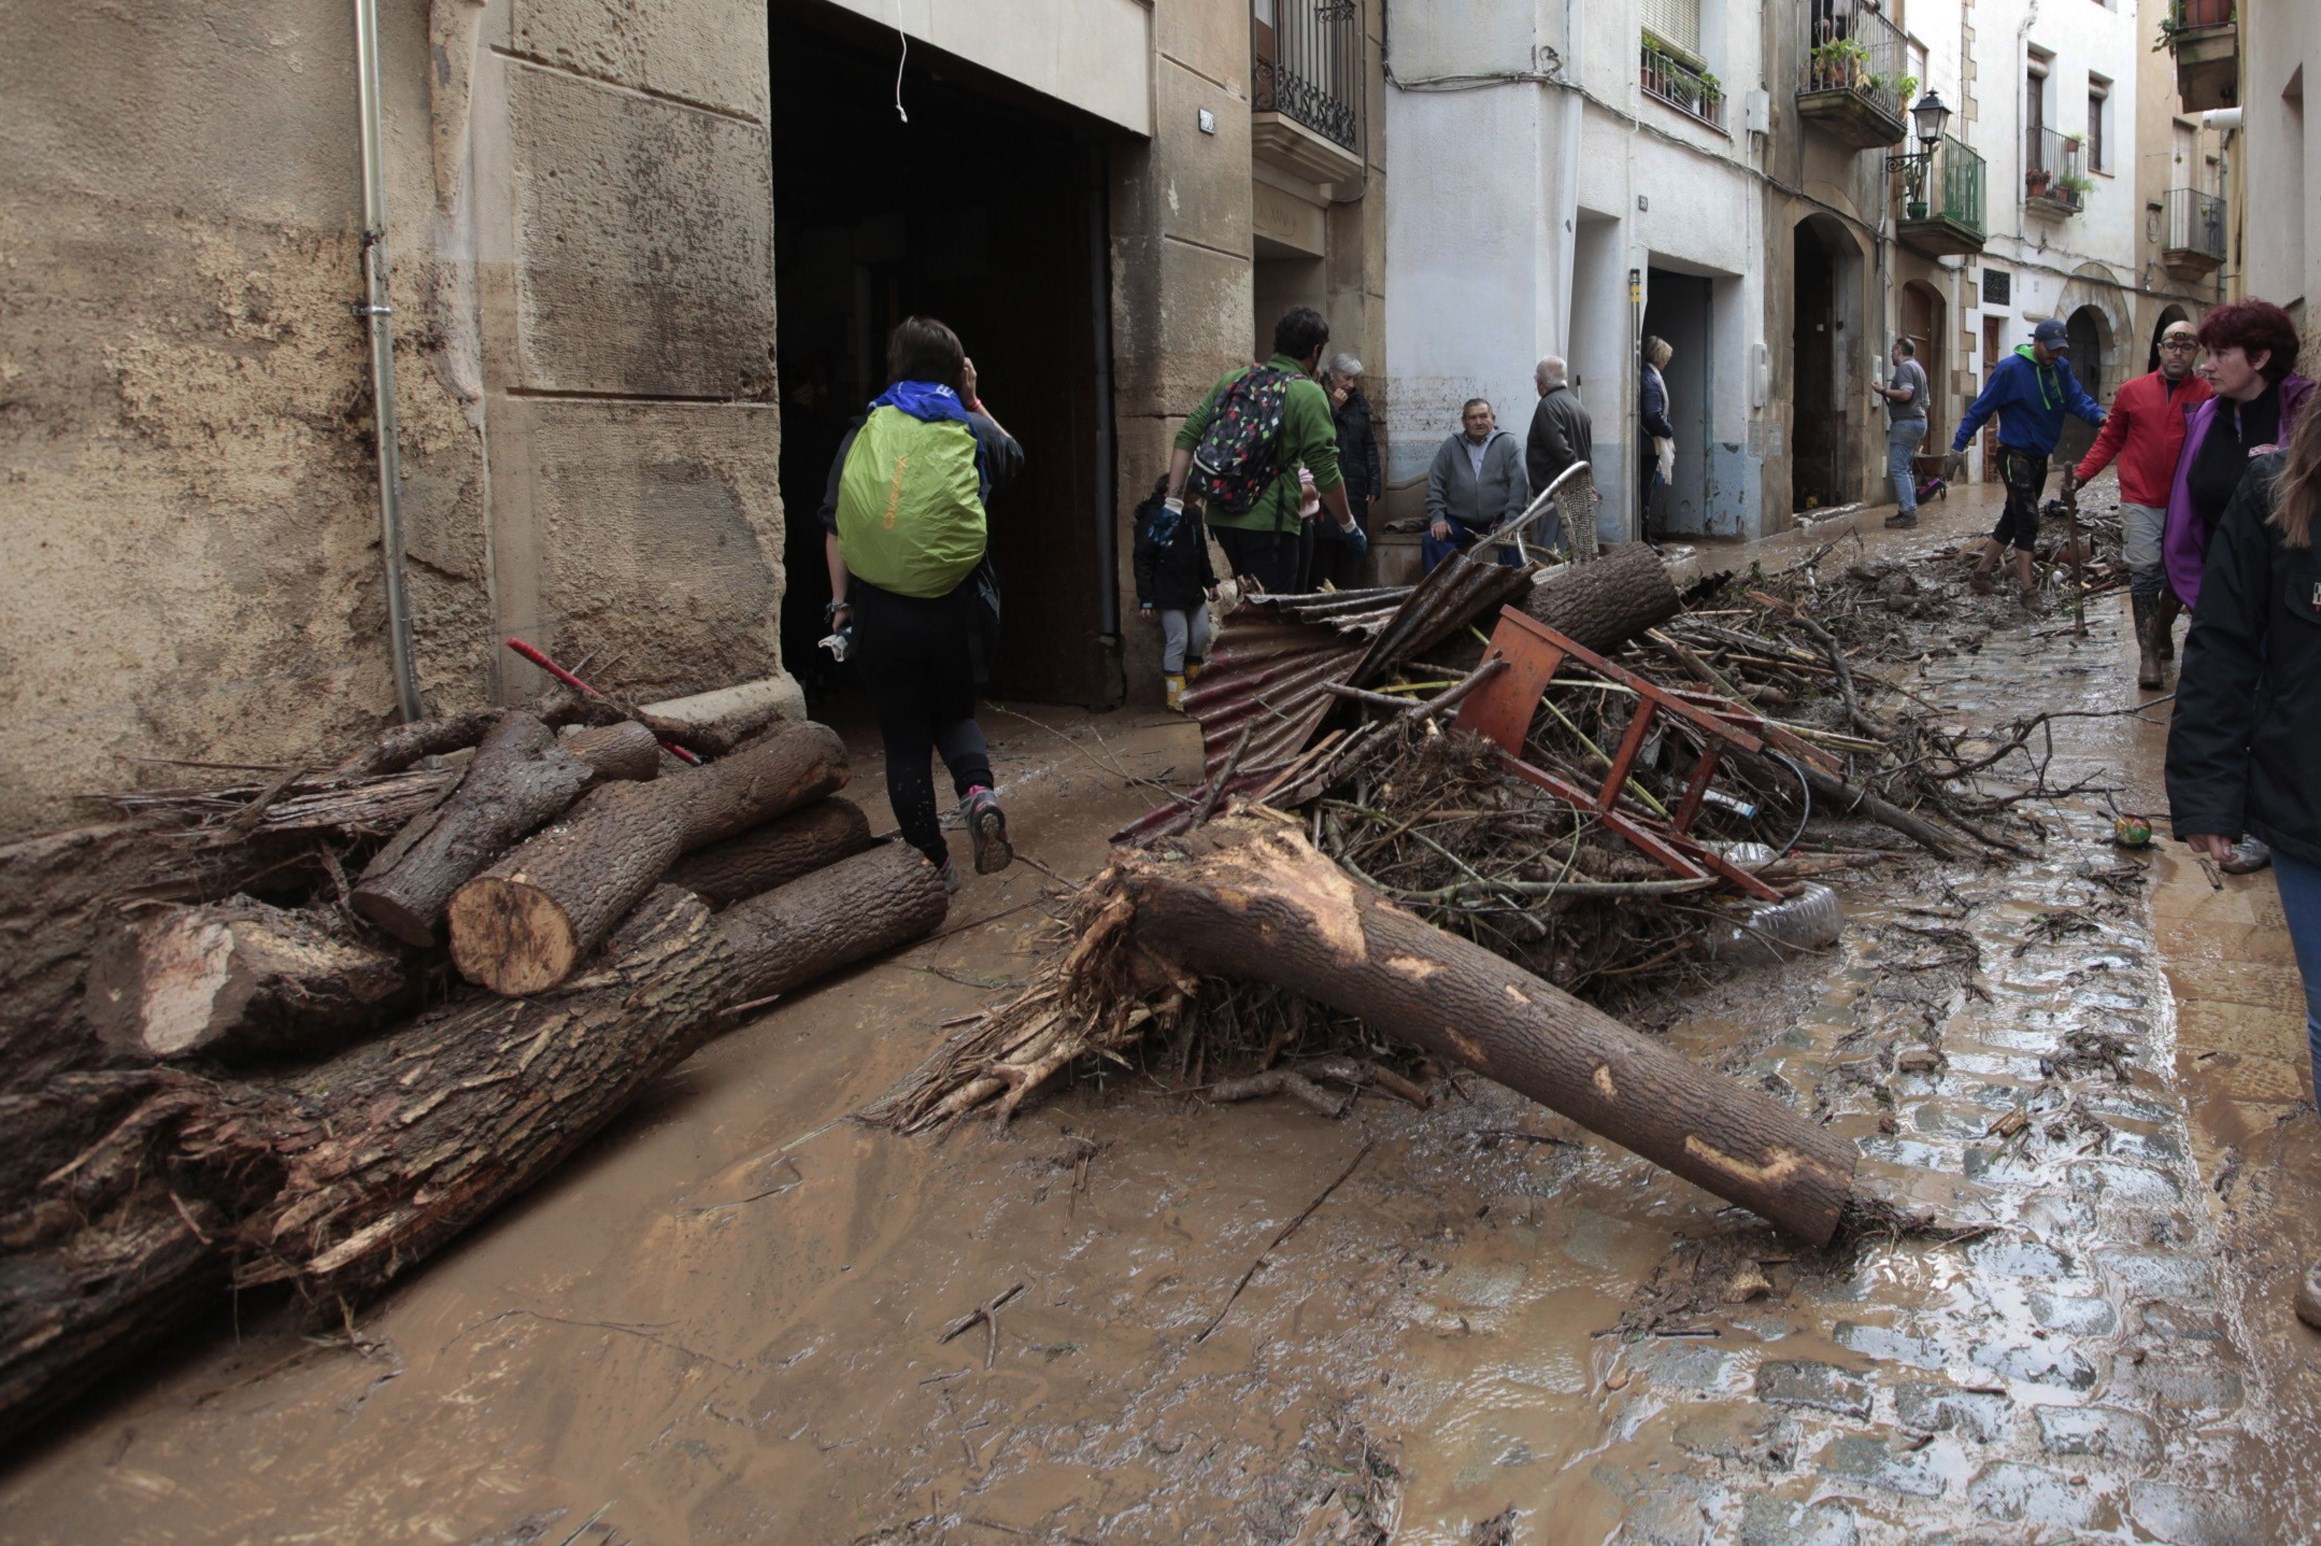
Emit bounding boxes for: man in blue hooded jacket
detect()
[1949,319,2106,606]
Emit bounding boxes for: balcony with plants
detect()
[1641,35,1725,131]
[1897,132,1985,257]
[2024,127,2091,217]
[1795,2,1914,150]
[2158,0,2237,114]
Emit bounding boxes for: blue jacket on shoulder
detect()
[1951,345,2106,457]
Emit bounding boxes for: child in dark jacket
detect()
[1133,476,1219,712]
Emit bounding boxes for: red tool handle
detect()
[503,636,702,764]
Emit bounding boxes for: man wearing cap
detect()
[2065,319,2211,686]
[1949,318,2108,608]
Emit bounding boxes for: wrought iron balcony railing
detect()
[2025,127,2088,213]
[2164,186,2227,261]
[1641,37,1725,129]
[1797,1,1914,126]
[1900,133,1986,236]
[1253,0,1363,154]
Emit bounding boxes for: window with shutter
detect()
[1642,0,1702,60]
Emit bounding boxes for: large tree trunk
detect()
[717,844,952,1002]
[350,716,661,945]
[663,798,873,907]
[2,856,948,1439]
[1099,816,1855,1243]
[1522,542,1681,652]
[88,898,421,1063]
[446,722,849,996]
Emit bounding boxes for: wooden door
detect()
[1980,317,2004,478]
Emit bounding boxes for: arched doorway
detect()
[1791,214,1861,513]
[2148,303,2192,374]
[2059,303,2113,464]
[1900,279,1948,447]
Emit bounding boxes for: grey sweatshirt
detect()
[1425,428,1529,532]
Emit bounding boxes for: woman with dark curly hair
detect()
[2165,299,2310,873]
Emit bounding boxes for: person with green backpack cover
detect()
[821,316,1020,891]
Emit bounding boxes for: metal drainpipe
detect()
[355,0,423,722]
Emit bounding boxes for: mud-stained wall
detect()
[0,0,786,838]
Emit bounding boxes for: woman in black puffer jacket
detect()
[2167,403,2321,1326]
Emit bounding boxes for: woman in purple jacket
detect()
[2163,300,2309,873]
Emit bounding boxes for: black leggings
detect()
[850,580,994,866]
[1992,447,2049,552]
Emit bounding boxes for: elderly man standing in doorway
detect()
[1525,356,1592,554]
[1424,398,1528,572]
[2066,317,2210,687]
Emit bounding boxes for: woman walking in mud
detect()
[821,316,1019,891]
[2167,400,2321,1326]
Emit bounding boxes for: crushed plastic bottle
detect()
[1705,882,1844,966]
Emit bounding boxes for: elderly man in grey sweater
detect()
[1424,398,1529,572]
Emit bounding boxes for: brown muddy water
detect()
[5,491,2320,1544]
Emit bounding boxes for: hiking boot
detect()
[2298,1263,2321,1331]
[1883,510,1919,529]
[1165,673,1186,713]
[1184,657,1206,684]
[936,857,962,895]
[961,785,1013,875]
[2017,584,2042,613]
[2221,837,2272,875]
[1968,566,1997,596]
[2132,592,2163,690]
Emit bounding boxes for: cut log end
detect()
[444,877,578,997]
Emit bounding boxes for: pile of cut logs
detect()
[0,698,948,1447]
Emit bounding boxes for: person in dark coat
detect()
[1316,352,1382,590]
[1133,476,1219,712]
[1526,354,1592,553]
[1639,336,1676,539]
[2166,403,2321,1324]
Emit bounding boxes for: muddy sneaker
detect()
[2017,585,2042,612]
[1883,510,1918,529]
[961,786,1013,875]
[2221,837,2272,875]
[936,857,961,895]
[2298,1263,2321,1331]
[1968,567,1997,595]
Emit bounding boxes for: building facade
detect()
[0,0,1395,836]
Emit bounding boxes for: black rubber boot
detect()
[2132,592,2163,689]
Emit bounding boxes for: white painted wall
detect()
[2241,0,2317,316]
[1385,0,1772,535]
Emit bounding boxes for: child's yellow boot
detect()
[1165,674,1186,713]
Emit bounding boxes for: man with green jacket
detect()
[1165,306,1362,594]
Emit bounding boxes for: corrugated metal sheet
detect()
[1113,553,1537,843]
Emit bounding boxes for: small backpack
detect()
[1191,365,1294,515]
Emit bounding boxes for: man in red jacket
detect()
[2067,319,2211,687]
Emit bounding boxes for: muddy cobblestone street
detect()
[5,489,2320,1545]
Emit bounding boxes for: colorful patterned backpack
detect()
[1191,364,1294,515]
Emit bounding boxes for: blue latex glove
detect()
[1335,521,1368,565]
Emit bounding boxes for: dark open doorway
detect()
[770,7,1119,709]
[1643,267,1712,534]
[2058,304,2111,465]
[1790,216,1854,513]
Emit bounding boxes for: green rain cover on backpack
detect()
[836,406,986,599]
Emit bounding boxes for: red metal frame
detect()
[1454,607,1783,902]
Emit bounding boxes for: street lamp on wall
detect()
[1886,90,1952,220]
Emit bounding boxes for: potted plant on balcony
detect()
[1808,37,1871,92]
[2057,171,2096,207]
[2026,166,2054,198]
